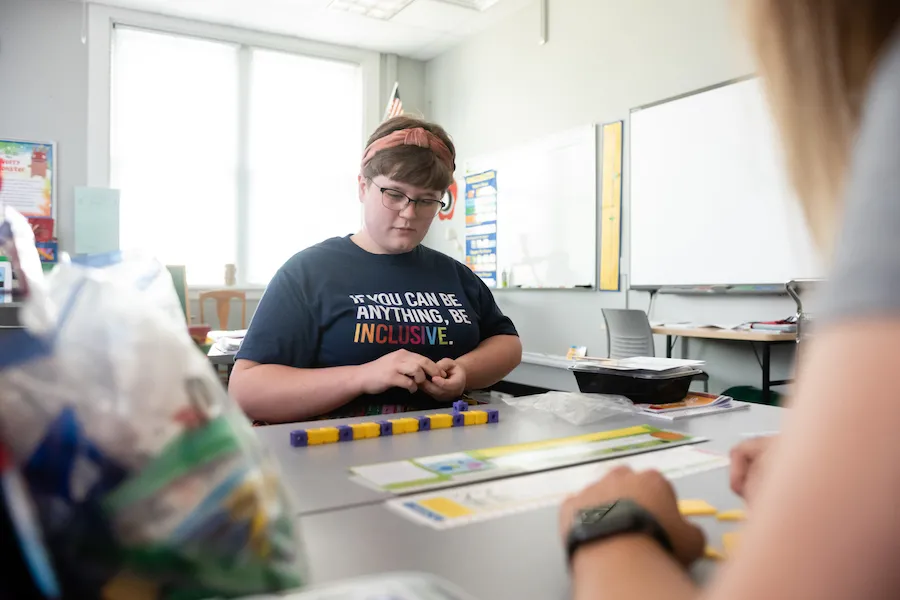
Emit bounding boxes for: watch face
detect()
[575,504,616,526]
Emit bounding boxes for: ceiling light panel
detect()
[328,0,416,20]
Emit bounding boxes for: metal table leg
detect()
[762,342,771,404]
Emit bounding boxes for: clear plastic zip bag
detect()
[0,207,305,599]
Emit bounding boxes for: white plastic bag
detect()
[0,207,305,599]
[501,391,637,425]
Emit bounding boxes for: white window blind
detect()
[111,26,363,286]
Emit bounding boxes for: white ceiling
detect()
[90,0,534,60]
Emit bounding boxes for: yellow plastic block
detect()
[349,423,368,440]
[716,509,747,522]
[463,411,478,426]
[399,417,419,433]
[429,414,453,429]
[317,427,340,444]
[704,546,725,561]
[358,422,381,438]
[469,410,488,425]
[307,429,327,445]
[722,532,741,557]
[678,499,718,516]
[388,419,409,435]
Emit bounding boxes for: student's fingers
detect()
[413,356,444,378]
[729,450,752,498]
[420,380,446,398]
[399,363,428,385]
[392,373,418,393]
[435,358,456,371]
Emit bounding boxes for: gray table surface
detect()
[258,403,782,516]
[259,403,782,600]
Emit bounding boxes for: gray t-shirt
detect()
[821,34,900,319]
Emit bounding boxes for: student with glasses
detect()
[230,117,522,423]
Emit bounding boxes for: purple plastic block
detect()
[486,408,500,424]
[337,425,353,442]
[289,430,308,447]
[417,416,431,431]
[453,400,469,413]
[378,420,393,436]
[452,412,465,427]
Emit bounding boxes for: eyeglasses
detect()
[380,186,447,216]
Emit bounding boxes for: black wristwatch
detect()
[565,499,674,564]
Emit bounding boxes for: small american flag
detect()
[383,82,403,121]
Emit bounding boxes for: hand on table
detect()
[730,435,777,507]
[422,358,467,401]
[360,350,446,395]
[559,466,705,567]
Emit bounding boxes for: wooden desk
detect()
[652,326,797,403]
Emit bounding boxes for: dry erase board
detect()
[629,78,824,287]
[466,125,597,289]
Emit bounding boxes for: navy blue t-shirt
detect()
[236,236,518,418]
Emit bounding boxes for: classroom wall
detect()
[0,0,89,254]
[423,0,803,394]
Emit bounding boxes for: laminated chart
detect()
[350,425,705,494]
[388,446,729,530]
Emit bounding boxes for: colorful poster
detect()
[0,139,56,218]
[387,446,729,530]
[350,424,704,494]
[464,170,498,288]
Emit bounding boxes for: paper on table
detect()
[350,425,705,494]
[574,356,705,371]
[388,446,729,530]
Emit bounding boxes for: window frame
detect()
[88,6,380,290]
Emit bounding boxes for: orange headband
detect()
[360,127,455,175]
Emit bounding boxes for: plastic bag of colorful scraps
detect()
[0,207,305,599]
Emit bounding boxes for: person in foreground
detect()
[561,2,900,599]
[230,117,522,423]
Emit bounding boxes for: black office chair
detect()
[601,308,710,393]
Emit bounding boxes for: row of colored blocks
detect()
[289,409,500,447]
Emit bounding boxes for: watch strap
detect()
[566,499,674,564]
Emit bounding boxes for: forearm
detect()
[455,335,522,390]
[229,361,365,423]
[572,536,699,600]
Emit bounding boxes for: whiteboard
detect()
[466,125,597,288]
[629,78,824,287]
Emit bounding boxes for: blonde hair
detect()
[745,1,900,250]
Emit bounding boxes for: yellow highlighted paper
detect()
[717,509,746,521]
[417,497,475,518]
[723,532,741,556]
[678,499,718,516]
[476,425,654,459]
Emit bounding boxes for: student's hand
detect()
[730,435,776,506]
[421,358,467,401]
[559,466,705,567]
[360,350,446,395]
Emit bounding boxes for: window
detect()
[111,26,363,286]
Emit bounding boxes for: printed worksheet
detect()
[350,425,705,494]
[387,446,729,530]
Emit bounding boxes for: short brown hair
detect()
[746,0,900,250]
[362,116,457,191]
